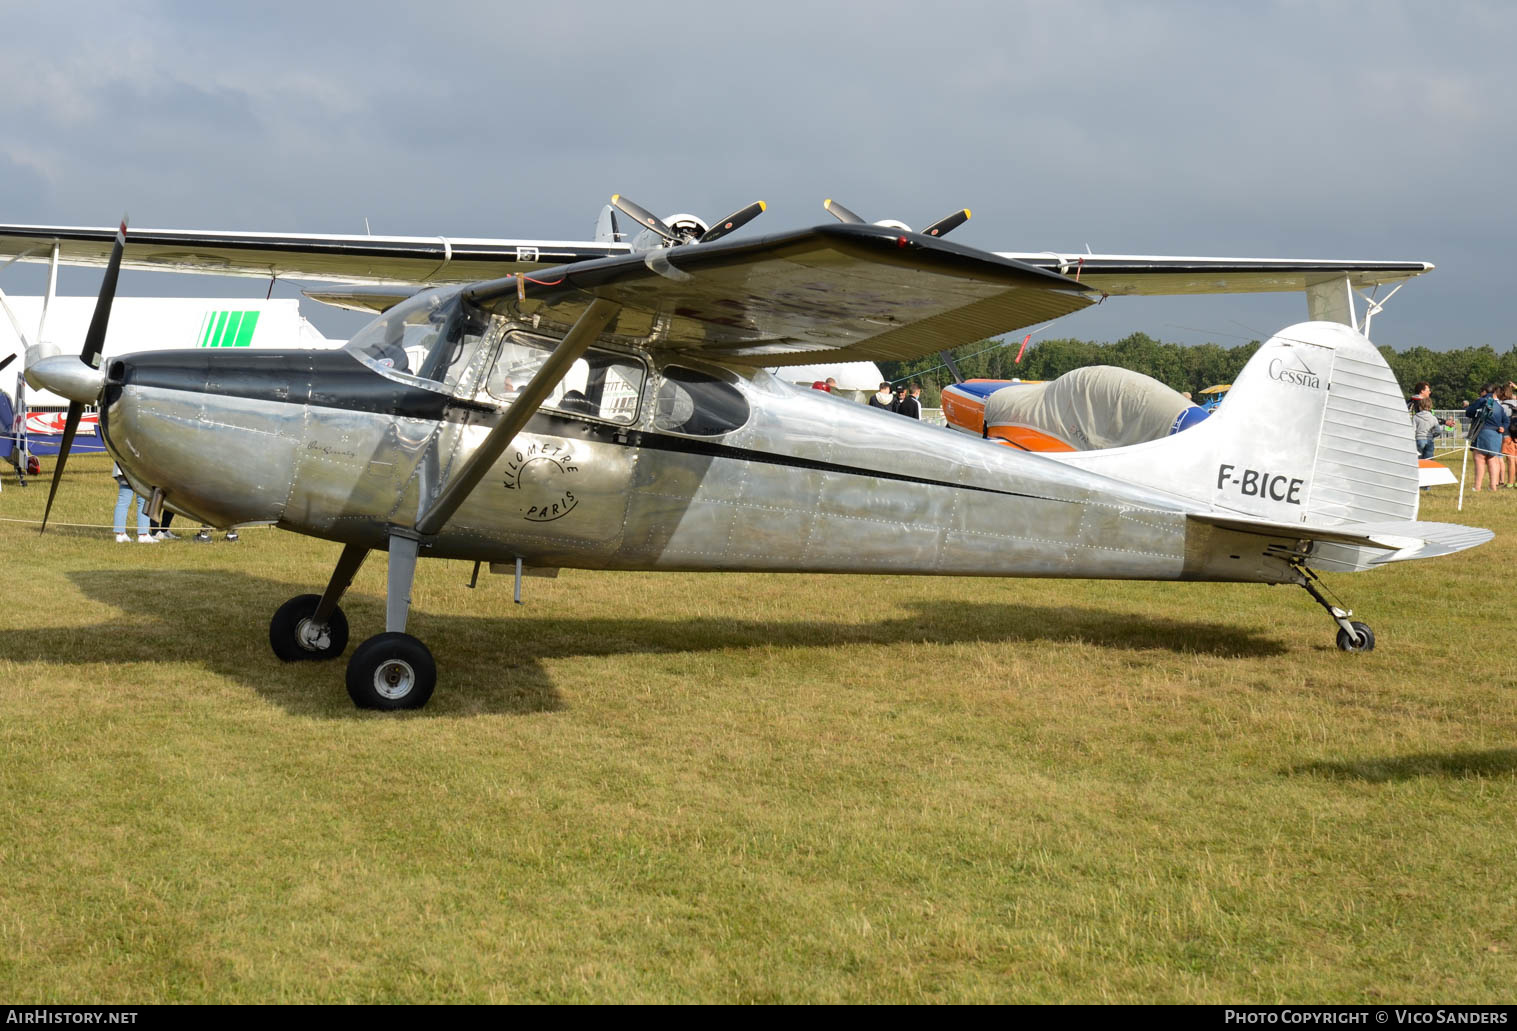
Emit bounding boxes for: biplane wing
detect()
[0,222,1433,301]
[466,223,1099,366]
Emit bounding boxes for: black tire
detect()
[346,632,436,710]
[1335,621,1375,653]
[269,594,349,662]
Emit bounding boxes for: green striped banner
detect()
[197,310,261,347]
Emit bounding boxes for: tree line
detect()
[879,333,1517,411]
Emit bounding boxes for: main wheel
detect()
[346,632,436,710]
[1335,621,1375,652]
[269,594,349,662]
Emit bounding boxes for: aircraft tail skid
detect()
[1052,320,1422,532]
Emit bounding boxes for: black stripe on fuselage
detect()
[107,349,1074,506]
[614,428,1075,505]
[106,349,463,420]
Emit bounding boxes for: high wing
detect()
[0,222,1432,296]
[466,223,1098,366]
[992,252,1433,294]
[0,223,627,285]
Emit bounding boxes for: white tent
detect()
[769,361,887,403]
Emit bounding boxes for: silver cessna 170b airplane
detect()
[4,198,1492,710]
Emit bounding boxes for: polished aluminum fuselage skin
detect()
[101,331,1290,586]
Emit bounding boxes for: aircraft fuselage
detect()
[100,340,1292,586]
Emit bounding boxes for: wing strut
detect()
[413,296,621,536]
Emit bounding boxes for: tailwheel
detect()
[269,594,349,662]
[347,632,436,710]
[1297,566,1376,654]
[1335,621,1375,653]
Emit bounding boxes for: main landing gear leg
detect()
[1296,566,1375,653]
[269,542,367,662]
[345,531,437,710]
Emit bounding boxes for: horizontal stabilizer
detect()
[1189,512,1399,550]
[1188,513,1493,573]
[1343,520,1495,560]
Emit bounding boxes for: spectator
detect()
[1407,381,1431,411]
[824,377,838,394]
[112,462,155,543]
[897,383,923,420]
[1413,398,1438,492]
[1466,384,1509,493]
[1413,398,1438,459]
[868,382,894,410]
[1499,382,1517,489]
[150,510,178,541]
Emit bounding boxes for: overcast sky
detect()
[1,1,1512,350]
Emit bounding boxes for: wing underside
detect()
[0,223,1432,296]
[993,253,1434,294]
[0,224,626,284]
[464,223,1098,366]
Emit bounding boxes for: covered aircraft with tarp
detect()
[941,365,1210,451]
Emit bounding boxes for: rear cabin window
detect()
[485,332,644,424]
[653,366,750,436]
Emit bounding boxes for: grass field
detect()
[2,453,1515,1003]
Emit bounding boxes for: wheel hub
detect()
[373,658,416,699]
[295,617,330,651]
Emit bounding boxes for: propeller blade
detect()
[697,201,766,243]
[79,217,127,369]
[822,198,865,224]
[39,400,82,534]
[40,216,125,534]
[609,195,678,243]
[921,208,971,238]
[0,353,14,373]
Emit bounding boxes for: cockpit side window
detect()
[653,366,750,436]
[346,287,497,396]
[485,331,644,424]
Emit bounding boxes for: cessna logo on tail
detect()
[1268,352,1321,389]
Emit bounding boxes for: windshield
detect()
[345,287,496,395]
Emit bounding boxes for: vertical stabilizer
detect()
[1052,321,1418,527]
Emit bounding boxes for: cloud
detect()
[0,1,1512,350]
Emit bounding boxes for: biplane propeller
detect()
[822,198,972,238]
[609,194,768,246]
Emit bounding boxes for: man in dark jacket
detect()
[897,383,922,419]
